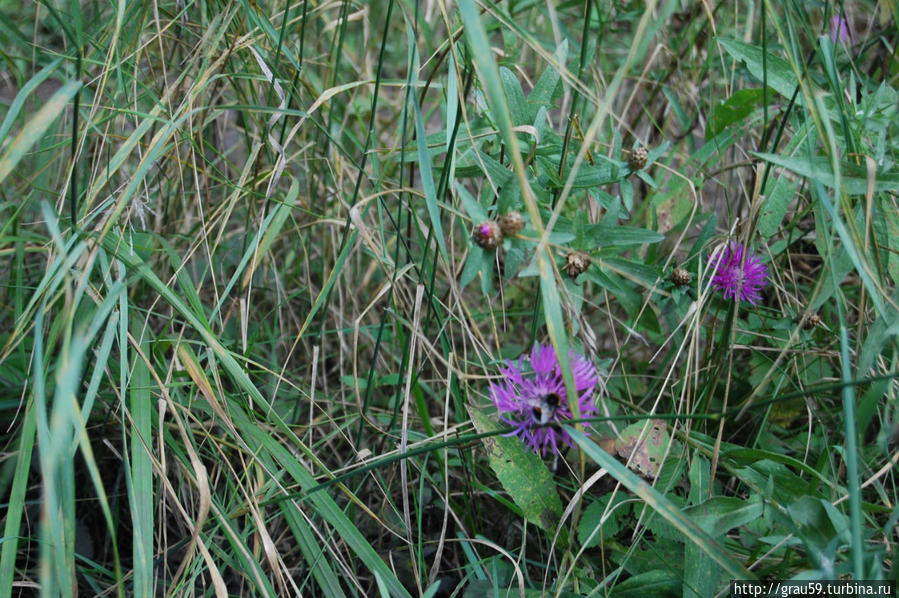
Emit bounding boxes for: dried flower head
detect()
[805,312,822,329]
[628,147,648,171]
[473,220,503,249]
[498,211,524,237]
[489,344,599,456]
[564,252,591,278]
[670,267,691,286]
[710,242,768,305]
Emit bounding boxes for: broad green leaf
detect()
[717,39,800,103]
[609,570,681,596]
[455,182,488,223]
[707,88,768,140]
[469,409,565,539]
[412,92,450,264]
[578,492,631,547]
[459,245,486,289]
[685,496,764,537]
[0,57,63,142]
[568,161,623,188]
[527,41,567,120]
[758,174,798,238]
[603,256,662,287]
[500,66,528,127]
[585,224,664,247]
[0,399,38,591]
[583,269,641,316]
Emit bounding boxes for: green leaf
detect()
[567,161,623,188]
[412,92,450,263]
[500,66,528,127]
[241,177,300,287]
[129,338,154,597]
[567,427,752,580]
[603,257,662,287]
[455,182,488,223]
[586,224,664,247]
[685,496,764,537]
[469,409,565,540]
[578,492,631,547]
[754,152,899,194]
[460,245,486,289]
[0,57,63,143]
[717,39,800,103]
[614,420,669,477]
[610,570,681,596]
[707,88,767,140]
[583,269,641,316]
[757,174,798,238]
[527,41,567,120]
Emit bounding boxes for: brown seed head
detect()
[805,312,822,329]
[670,267,691,286]
[473,220,503,249]
[564,252,591,278]
[498,211,524,236]
[628,147,648,171]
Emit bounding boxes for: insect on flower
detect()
[489,344,599,457]
[531,392,562,425]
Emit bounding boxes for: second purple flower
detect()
[710,242,768,305]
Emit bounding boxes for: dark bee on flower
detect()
[531,392,562,425]
[490,344,599,457]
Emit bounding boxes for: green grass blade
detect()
[0,397,38,593]
[0,79,81,186]
[129,338,154,596]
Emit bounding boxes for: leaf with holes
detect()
[615,420,669,477]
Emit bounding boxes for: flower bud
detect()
[628,147,648,171]
[472,220,503,249]
[670,267,691,286]
[498,211,524,236]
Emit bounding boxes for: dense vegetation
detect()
[0,0,897,596]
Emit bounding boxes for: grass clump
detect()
[0,0,897,596]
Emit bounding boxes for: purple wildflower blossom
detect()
[489,344,599,457]
[710,242,768,305]
[830,14,850,44]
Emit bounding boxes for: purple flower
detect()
[489,344,599,456]
[710,242,768,305]
[830,14,850,44]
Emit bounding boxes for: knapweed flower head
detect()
[489,344,599,457]
[710,242,768,305]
